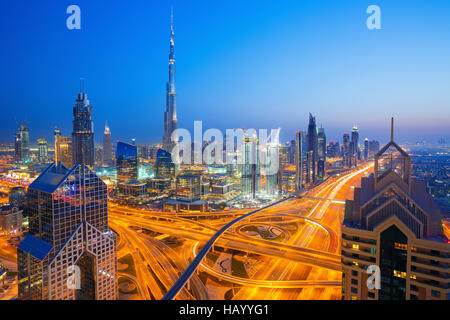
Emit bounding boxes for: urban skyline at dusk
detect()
[0,0,449,305]
[1,0,450,145]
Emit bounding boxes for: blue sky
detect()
[1,0,449,145]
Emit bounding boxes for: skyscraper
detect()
[317,126,326,180]
[306,113,318,184]
[116,141,139,182]
[341,118,449,300]
[54,129,72,168]
[295,130,307,190]
[103,121,113,166]
[162,10,178,152]
[72,83,95,168]
[15,124,30,164]
[18,162,117,300]
[351,125,359,165]
[37,138,48,164]
[343,133,350,168]
[241,135,261,199]
[363,138,369,160]
[155,149,176,179]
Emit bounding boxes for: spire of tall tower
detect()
[390,117,394,142]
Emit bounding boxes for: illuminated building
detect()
[306,113,318,184]
[327,141,340,158]
[343,133,350,168]
[9,187,26,209]
[147,177,171,194]
[342,118,449,300]
[364,138,369,160]
[162,10,178,152]
[317,126,326,180]
[155,149,175,179]
[72,83,95,167]
[295,130,307,191]
[175,174,201,202]
[117,180,147,197]
[18,162,117,300]
[54,134,72,168]
[0,205,22,235]
[116,141,138,182]
[103,121,113,166]
[15,124,30,164]
[241,135,260,199]
[37,138,48,164]
[95,145,103,167]
[351,125,360,165]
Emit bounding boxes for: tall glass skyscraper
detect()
[162,10,178,152]
[317,127,326,180]
[103,121,113,167]
[295,130,307,190]
[14,124,30,164]
[37,138,48,164]
[241,136,260,199]
[306,113,318,184]
[18,162,117,300]
[155,148,175,179]
[72,85,95,168]
[116,141,139,182]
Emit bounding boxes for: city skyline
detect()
[1,0,450,145]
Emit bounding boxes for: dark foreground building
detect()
[17,162,117,300]
[341,119,449,300]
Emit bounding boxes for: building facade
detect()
[15,124,30,164]
[116,141,139,182]
[103,122,113,167]
[72,87,95,167]
[18,162,117,300]
[341,119,449,300]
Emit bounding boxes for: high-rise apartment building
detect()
[343,133,350,168]
[37,138,48,164]
[306,113,318,184]
[103,122,113,167]
[317,127,326,180]
[17,162,117,300]
[241,135,260,199]
[341,119,449,300]
[295,131,307,190]
[15,124,30,164]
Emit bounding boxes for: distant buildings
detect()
[15,124,30,164]
[72,85,95,167]
[116,141,139,182]
[295,131,306,190]
[341,119,449,300]
[327,141,340,158]
[18,162,117,300]
[306,113,318,184]
[241,135,261,199]
[162,11,178,152]
[0,204,22,235]
[343,133,350,168]
[317,126,326,180]
[103,122,113,166]
[364,138,369,160]
[54,130,72,168]
[155,149,175,180]
[37,138,48,164]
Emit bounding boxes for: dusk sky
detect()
[1,0,449,145]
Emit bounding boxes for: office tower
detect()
[264,142,279,196]
[95,145,104,167]
[102,122,113,166]
[15,124,30,164]
[162,10,178,152]
[317,127,326,180]
[155,148,175,179]
[351,125,360,164]
[306,113,318,184]
[55,134,72,168]
[295,131,307,190]
[72,83,95,167]
[18,162,117,300]
[369,140,380,157]
[37,138,48,164]
[116,141,139,182]
[343,133,350,168]
[241,135,260,199]
[327,141,340,158]
[288,139,296,164]
[341,118,449,300]
[176,174,201,202]
[364,138,369,160]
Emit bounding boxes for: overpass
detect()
[162,196,293,300]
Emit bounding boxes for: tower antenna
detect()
[390,117,394,142]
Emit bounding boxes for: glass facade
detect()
[155,149,175,179]
[116,141,139,182]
